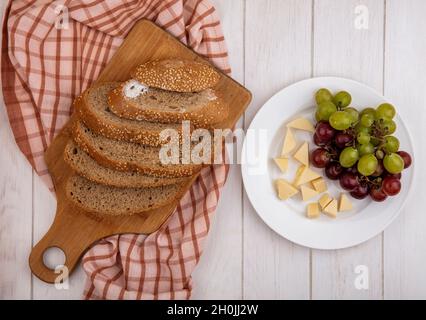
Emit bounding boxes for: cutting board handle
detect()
[29,209,99,284]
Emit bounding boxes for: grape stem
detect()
[360,175,382,188]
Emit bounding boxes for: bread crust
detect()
[76,83,184,146]
[64,141,188,188]
[72,120,202,178]
[65,175,189,216]
[131,59,221,92]
[107,84,229,129]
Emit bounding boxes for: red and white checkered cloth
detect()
[2,0,230,299]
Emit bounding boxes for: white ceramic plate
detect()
[241,77,414,250]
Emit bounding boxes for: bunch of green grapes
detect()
[312,88,412,201]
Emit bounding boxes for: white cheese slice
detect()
[323,199,338,218]
[294,166,321,186]
[339,193,353,212]
[281,128,297,156]
[293,142,309,166]
[319,193,333,210]
[287,117,315,132]
[276,179,299,200]
[307,202,320,219]
[301,185,319,202]
[274,157,289,173]
[293,165,305,185]
[311,177,327,193]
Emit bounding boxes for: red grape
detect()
[371,161,384,177]
[325,162,343,180]
[334,132,353,149]
[311,148,331,168]
[339,172,360,191]
[382,176,401,196]
[350,184,369,199]
[397,151,412,168]
[346,166,358,175]
[313,133,326,146]
[315,121,336,143]
[384,172,402,180]
[370,186,388,202]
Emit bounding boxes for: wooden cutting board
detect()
[29,19,251,283]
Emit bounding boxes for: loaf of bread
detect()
[66,175,185,215]
[107,81,228,128]
[72,120,202,178]
[75,82,183,146]
[64,140,188,188]
[131,59,220,92]
[64,58,225,217]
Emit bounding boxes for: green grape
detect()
[339,147,359,168]
[376,149,385,160]
[315,88,333,105]
[332,91,352,108]
[357,132,371,145]
[383,136,400,153]
[360,107,376,118]
[357,154,378,176]
[315,110,321,122]
[376,103,396,120]
[329,111,352,130]
[316,101,337,121]
[383,153,404,174]
[370,136,381,146]
[358,143,375,156]
[355,124,371,134]
[345,107,359,124]
[380,119,397,135]
[360,114,374,127]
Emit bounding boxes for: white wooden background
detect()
[1,0,425,299]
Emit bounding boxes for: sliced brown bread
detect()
[66,175,184,215]
[72,120,202,178]
[131,59,221,92]
[76,82,183,146]
[107,83,228,128]
[64,140,188,188]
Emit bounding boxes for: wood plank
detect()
[311,0,384,299]
[243,0,312,299]
[192,0,245,299]
[383,0,426,299]
[0,102,33,300]
[0,0,33,300]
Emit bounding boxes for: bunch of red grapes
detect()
[311,88,412,202]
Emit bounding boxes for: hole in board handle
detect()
[42,246,66,271]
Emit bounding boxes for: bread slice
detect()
[72,120,202,178]
[64,140,188,188]
[66,175,184,215]
[108,83,228,128]
[75,82,183,146]
[131,59,220,92]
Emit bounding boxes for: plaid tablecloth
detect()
[1,0,230,299]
